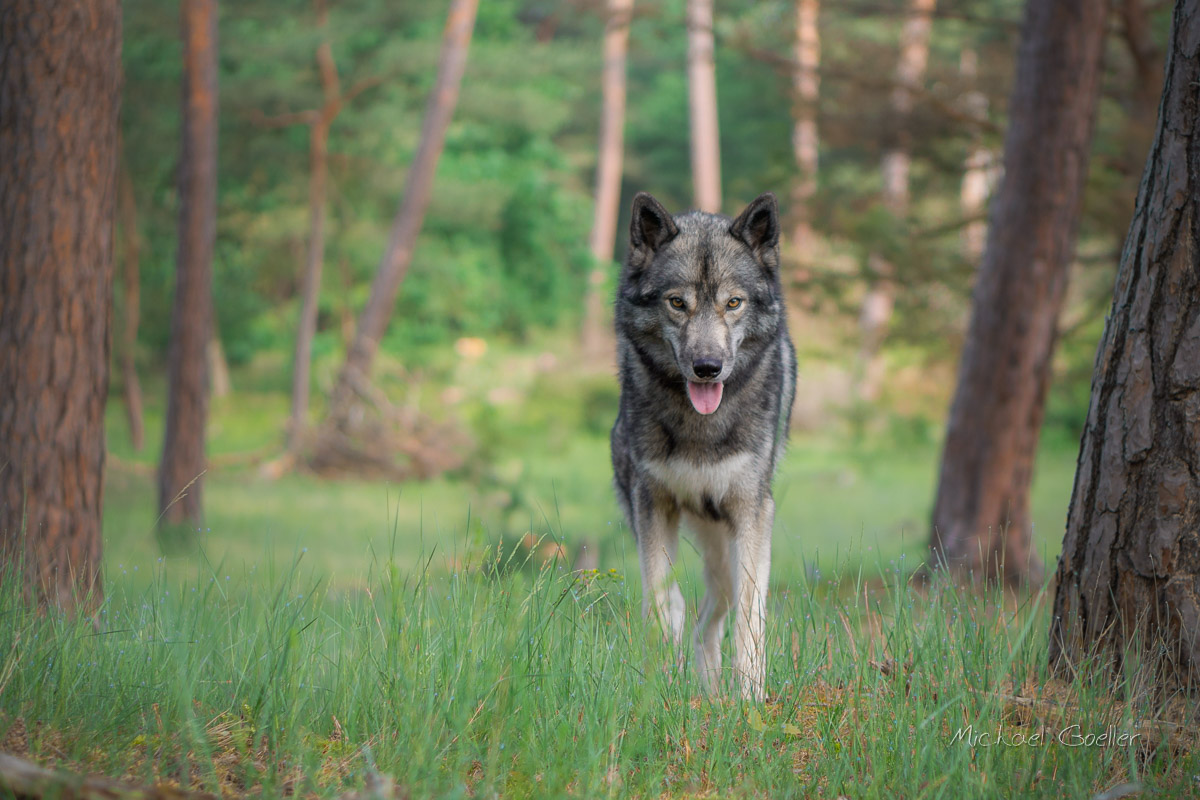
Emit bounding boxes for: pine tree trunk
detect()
[1049,0,1200,691]
[159,0,218,542]
[930,0,1109,586]
[323,0,477,426]
[790,0,819,266]
[580,0,633,361]
[118,148,145,452]
[0,0,121,611]
[958,48,990,265]
[856,0,934,403]
[289,0,338,453]
[687,0,721,213]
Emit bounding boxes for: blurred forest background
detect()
[102,0,1167,585]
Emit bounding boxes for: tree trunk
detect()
[288,0,339,453]
[580,0,634,361]
[208,332,231,398]
[1049,0,1200,692]
[930,0,1109,586]
[958,48,991,265]
[856,0,935,403]
[790,0,819,267]
[687,0,721,213]
[0,0,121,612]
[159,0,217,543]
[324,0,478,422]
[117,146,145,452]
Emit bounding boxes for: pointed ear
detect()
[729,192,780,263]
[629,192,679,257]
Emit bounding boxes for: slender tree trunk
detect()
[117,146,145,452]
[289,0,339,453]
[958,48,990,265]
[0,0,121,612]
[324,0,478,421]
[687,0,721,213]
[930,0,1109,586]
[1049,0,1200,693]
[581,0,634,360]
[208,332,231,398]
[790,0,820,267]
[856,0,935,402]
[159,0,218,542]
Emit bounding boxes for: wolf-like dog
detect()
[610,191,796,700]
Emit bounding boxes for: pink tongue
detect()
[687,381,724,415]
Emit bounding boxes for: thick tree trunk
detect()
[930,0,1109,586]
[856,0,935,402]
[289,0,339,453]
[159,0,217,541]
[117,148,145,452]
[324,0,478,422]
[1050,0,1200,692]
[687,0,721,213]
[0,0,121,611]
[790,0,820,269]
[580,0,634,361]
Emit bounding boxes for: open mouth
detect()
[686,380,724,415]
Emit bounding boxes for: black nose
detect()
[693,358,722,379]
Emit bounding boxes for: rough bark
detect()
[0,0,121,611]
[580,0,634,361]
[930,0,1109,586]
[323,0,478,422]
[790,0,820,266]
[856,0,935,402]
[1049,0,1200,692]
[159,0,217,540]
[117,146,145,451]
[686,0,721,213]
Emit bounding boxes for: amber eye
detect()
[668,296,685,309]
[727,297,743,310]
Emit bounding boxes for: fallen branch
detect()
[0,751,217,800]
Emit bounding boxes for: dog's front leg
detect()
[632,480,684,645]
[732,495,773,701]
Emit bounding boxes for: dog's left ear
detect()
[729,193,780,270]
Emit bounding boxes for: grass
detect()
[13,350,1183,796]
[1,547,1195,798]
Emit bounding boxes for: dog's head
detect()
[616,192,784,415]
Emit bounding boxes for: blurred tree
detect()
[159,0,218,546]
[581,0,634,360]
[855,0,935,403]
[118,140,146,452]
[930,0,1109,586]
[789,0,820,267]
[1050,0,1200,691]
[687,0,722,212]
[314,0,479,471]
[957,48,991,265]
[0,0,121,611]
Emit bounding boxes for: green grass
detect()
[1,549,1194,798]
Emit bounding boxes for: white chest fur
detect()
[644,452,755,506]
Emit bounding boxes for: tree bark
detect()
[856,0,935,403]
[930,0,1109,586]
[159,0,217,541]
[0,0,121,611]
[117,144,145,452]
[687,0,721,213]
[324,0,478,421]
[790,0,820,266]
[1049,0,1200,692]
[581,0,634,360]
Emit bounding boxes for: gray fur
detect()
[610,191,797,700]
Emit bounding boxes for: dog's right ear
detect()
[629,193,679,261]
